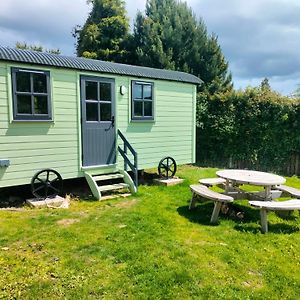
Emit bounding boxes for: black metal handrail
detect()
[117,130,138,189]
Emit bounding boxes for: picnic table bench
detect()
[190,171,300,233]
[249,199,300,233]
[199,178,226,187]
[275,185,300,198]
[189,184,233,223]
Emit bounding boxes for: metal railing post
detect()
[117,130,138,191]
[124,144,128,171]
[134,153,138,187]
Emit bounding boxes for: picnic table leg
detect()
[260,209,268,233]
[210,201,222,223]
[189,192,197,210]
[225,179,230,193]
[265,186,272,201]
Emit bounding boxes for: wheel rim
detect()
[31,169,63,199]
[158,157,177,179]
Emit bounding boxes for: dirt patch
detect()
[57,218,80,226]
[112,199,138,209]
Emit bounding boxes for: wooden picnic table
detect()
[216,169,286,201]
[193,170,300,232]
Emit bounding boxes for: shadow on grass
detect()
[178,200,300,234]
[177,199,257,226]
[234,222,300,234]
[177,202,213,226]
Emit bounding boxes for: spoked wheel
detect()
[158,157,177,179]
[31,169,63,199]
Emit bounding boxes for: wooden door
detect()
[81,76,116,167]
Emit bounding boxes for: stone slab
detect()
[154,178,184,186]
[26,195,66,208]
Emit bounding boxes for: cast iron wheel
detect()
[31,169,63,199]
[158,157,177,179]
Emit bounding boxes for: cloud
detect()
[0,0,90,55]
[0,0,299,94]
[191,0,300,93]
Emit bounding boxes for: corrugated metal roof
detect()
[0,46,202,85]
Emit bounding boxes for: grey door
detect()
[81,76,116,167]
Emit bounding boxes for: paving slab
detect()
[154,177,184,186]
[26,195,67,208]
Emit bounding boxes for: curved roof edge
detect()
[0,46,202,85]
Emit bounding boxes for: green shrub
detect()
[196,87,300,174]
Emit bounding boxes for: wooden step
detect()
[93,173,124,181]
[98,183,129,192]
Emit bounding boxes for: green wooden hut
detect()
[0,46,201,199]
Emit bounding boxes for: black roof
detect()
[0,46,202,85]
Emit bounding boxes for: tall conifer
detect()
[74,0,129,62]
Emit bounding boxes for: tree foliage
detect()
[132,0,232,93]
[196,85,300,174]
[73,0,130,62]
[15,42,60,54]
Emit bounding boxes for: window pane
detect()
[17,95,32,114]
[86,81,98,100]
[16,72,30,92]
[143,85,152,100]
[86,102,98,121]
[34,96,48,114]
[33,73,47,93]
[144,101,153,117]
[100,83,111,101]
[133,101,143,117]
[100,103,111,121]
[133,84,142,99]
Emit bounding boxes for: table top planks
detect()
[216,169,286,186]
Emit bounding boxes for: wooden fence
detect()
[198,151,300,177]
[286,152,300,176]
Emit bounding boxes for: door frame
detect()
[80,75,116,168]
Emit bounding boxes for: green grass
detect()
[0,165,300,299]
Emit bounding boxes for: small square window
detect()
[12,68,52,121]
[86,102,99,121]
[86,81,98,101]
[33,73,47,93]
[131,81,154,120]
[100,103,111,121]
[144,101,152,117]
[34,96,48,115]
[133,84,142,99]
[16,72,30,92]
[100,82,111,101]
[17,95,32,114]
[134,101,143,117]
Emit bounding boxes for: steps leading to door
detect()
[98,183,129,192]
[93,173,124,181]
[84,170,137,200]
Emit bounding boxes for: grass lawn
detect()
[0,165,300,299]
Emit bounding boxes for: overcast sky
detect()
[1,0,300,95]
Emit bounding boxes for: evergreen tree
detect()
[73,0,130,62]
[133,0,232,93]
[260,77,271,92]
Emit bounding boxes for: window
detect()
[11,68,52,120]
[84,80,112,122]
[131,81,154,120]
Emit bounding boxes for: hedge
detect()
[196,87,300,175]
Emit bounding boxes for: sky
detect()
[0,0,300,96]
